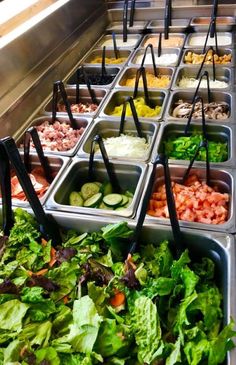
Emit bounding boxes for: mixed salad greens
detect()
[164,134,228,163]
[0,208,234,365]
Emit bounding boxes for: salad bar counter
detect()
[1,0,236,364]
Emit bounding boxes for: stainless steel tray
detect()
[172,66,233,91]
[99,88,168,122]
[190,16,236,32]
[152,121,234,168]
[17,116,93,157]
[115,65,175,90]
[66,66,121,89]
[45,157,147,218]
[77,117,159,162]
[8,153,70,208]
[106,20,148,33]
[185,32,233,48]
[95,33,142,49]
[165,90,233,124]
[82,48,132,67]
[129,47,181,67]
[42,87,108,118]
[140,33,186,49]
[141,163,235,233]
[147,19,190,33]
[180,47,234,68]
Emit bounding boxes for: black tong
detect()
[164,0,171,40]
[0,144,14,236]
[133,66,151,107]
[197,46,216,82]
[88,135,121,193]
[129,154,184,258]
[119,96,143,138]
[24,127,53,184]
[0,137,61,244]
[123,0,128,42]
[52,80,77,129]
[141,44,158,77]
[184,96,210,186]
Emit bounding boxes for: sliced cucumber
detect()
[103,193,123,208]
[84,192,103,208]
[120,195,129,207]
[124,190,134,198]
[122,197,133,208]
[69,191,84,207]
[81,182,100,200]
[101,182,113,196]
[99,201,114,210]
[94,181,102,188]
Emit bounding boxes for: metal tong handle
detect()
[133,66,150,107]
[129,0,136,27]
[123,0,128,42]
[24,127,53,184]
[88,135,121,193]
[182,139,210,186]
[119,96,143,138]
[52,81,77,129]
[203,18,218,54]
[81,67,98,105]
[1,137,62,245]
[185,96,207,140]
[196,46,216,82]
[0,144,14,235]
[112,32,119,59]
[193,70,211,103]
[129,153,184,258]
[140,44,157,77]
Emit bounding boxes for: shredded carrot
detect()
[110,291,125,307]
[35,268,48,276]
[41,238,48,247]
[63,295,69,304]
[27,270,33,277]
[20,345,27,358]
[49,247,57,267]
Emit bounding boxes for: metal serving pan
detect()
[100,89,168,122]
[45,157,147,218]
[181,48,234,68]
[115,66,174,90]
[190,16,235,32]
[141,164,235,233]
[165,90,233,124]
[17,116,92,157]
[77,117,159,162]
[129,47,181,67]
[8,153,70,208]
[106,20,148,34]
[152,121,234,168]
[140,33,186,49]
[95,34,142,49]
[47,210,236,364]
[42,87,108,118]
[185,32,233,48]
[66,66,121,89]
[172,66,233,91]
[147,19,190,33]
[82,49,132,67]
